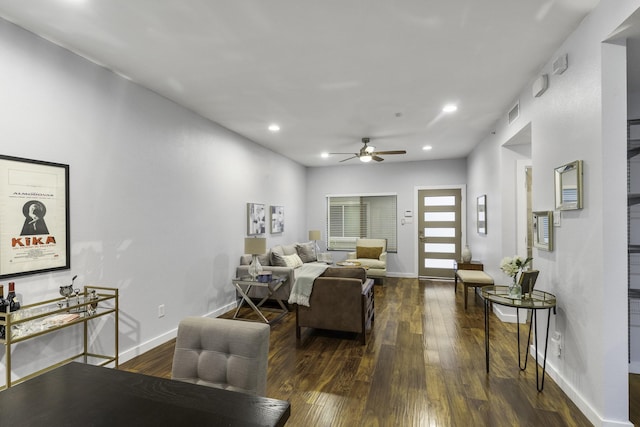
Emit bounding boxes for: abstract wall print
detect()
[247,203,266,235]
[270,205,284,234]
[0,155,70,278]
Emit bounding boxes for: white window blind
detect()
[326,195,397,252]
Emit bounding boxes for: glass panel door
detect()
[418,188,462,278]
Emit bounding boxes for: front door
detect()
[418,188,462,279]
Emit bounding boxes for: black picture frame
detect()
[519,270,540,297]
[0,155,70,278]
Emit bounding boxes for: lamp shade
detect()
[308,230,321,241]
[244,237,266,255]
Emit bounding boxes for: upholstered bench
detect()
[455,269,494,310]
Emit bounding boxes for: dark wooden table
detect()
[0,362,290,426]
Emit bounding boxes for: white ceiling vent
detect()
[508,101,520,124]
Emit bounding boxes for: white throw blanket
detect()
[287,263,329,307]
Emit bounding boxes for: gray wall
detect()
[0,18,308,375]
[466,2,640,425]
[306,159,467,275]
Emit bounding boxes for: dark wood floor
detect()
[121,278,600,426]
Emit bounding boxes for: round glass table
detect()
[481,285,557,392]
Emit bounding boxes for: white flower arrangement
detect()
[500,255,532,277]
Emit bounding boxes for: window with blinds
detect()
[326,194,397,252]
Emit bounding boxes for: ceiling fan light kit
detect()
[330,137,407,163]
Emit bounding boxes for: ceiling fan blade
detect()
[329,152,358,155]
[373,150,406,155]
[340,156,357,162]
[372,156,384,162]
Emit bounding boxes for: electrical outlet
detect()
[158,304,165,318]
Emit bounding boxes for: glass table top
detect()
[481,285,556,309]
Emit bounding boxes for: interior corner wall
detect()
[466,2,640,426]
[0,18,308,379]
[305,159,467,276]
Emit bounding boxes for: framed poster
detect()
[270,205,284,234]
[247,203,266,235]
[0,155,70,278]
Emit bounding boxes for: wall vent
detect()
[508,101,520,124]
[552,54,568,75]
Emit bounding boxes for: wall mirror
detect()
[555,160,583,210]
[532,211,553,251]
[477,195,486,234]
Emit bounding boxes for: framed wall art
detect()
[554,160,583,210]
[477,195,487,234]
[247,203,266,235]
[532,210,554,251]
[270,205,284,234]
[0,155,70,278]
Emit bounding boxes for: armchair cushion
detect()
[356,246,383,259]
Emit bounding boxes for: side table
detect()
[481,285,557,391]
[232,277,288,324]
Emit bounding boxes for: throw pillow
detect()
[296,242,317,263]
[356,246,383,259]
[282,253,304,268]
[271,251,288,267]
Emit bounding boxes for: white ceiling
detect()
[0,0,600,166]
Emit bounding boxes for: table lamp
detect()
[308,230,321,257]
[245,237,267,280]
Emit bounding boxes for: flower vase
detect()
[461,245,472,263]
[508,273,521,299]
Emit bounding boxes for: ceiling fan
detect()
[331,138,407,163]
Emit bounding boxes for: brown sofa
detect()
[295,267,375,345]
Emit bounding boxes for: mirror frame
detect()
[477,194,487,234]
[554,160,583,210]
[532,210,554,251]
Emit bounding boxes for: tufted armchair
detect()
[171,317,270,396]
[346,238,387,284]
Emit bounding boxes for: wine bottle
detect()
[0,285,6,339]
[6,282,20,313]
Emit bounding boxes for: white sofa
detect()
[346,238,387,283]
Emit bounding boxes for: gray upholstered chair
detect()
[171,317,270,396]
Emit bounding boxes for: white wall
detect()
[306,159,467,275]
[467,2,640,426]
[0,19,308,378]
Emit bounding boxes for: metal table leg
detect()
[516,307,553,392]
[233,283,270,324]
[484,297,490,373]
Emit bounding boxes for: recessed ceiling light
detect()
[268,124,280,132]
[321,152,329,158]
[423,145,433,151]
[442,104,457,113]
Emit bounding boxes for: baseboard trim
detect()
[118,301,237,364]
[531,346,633,427]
